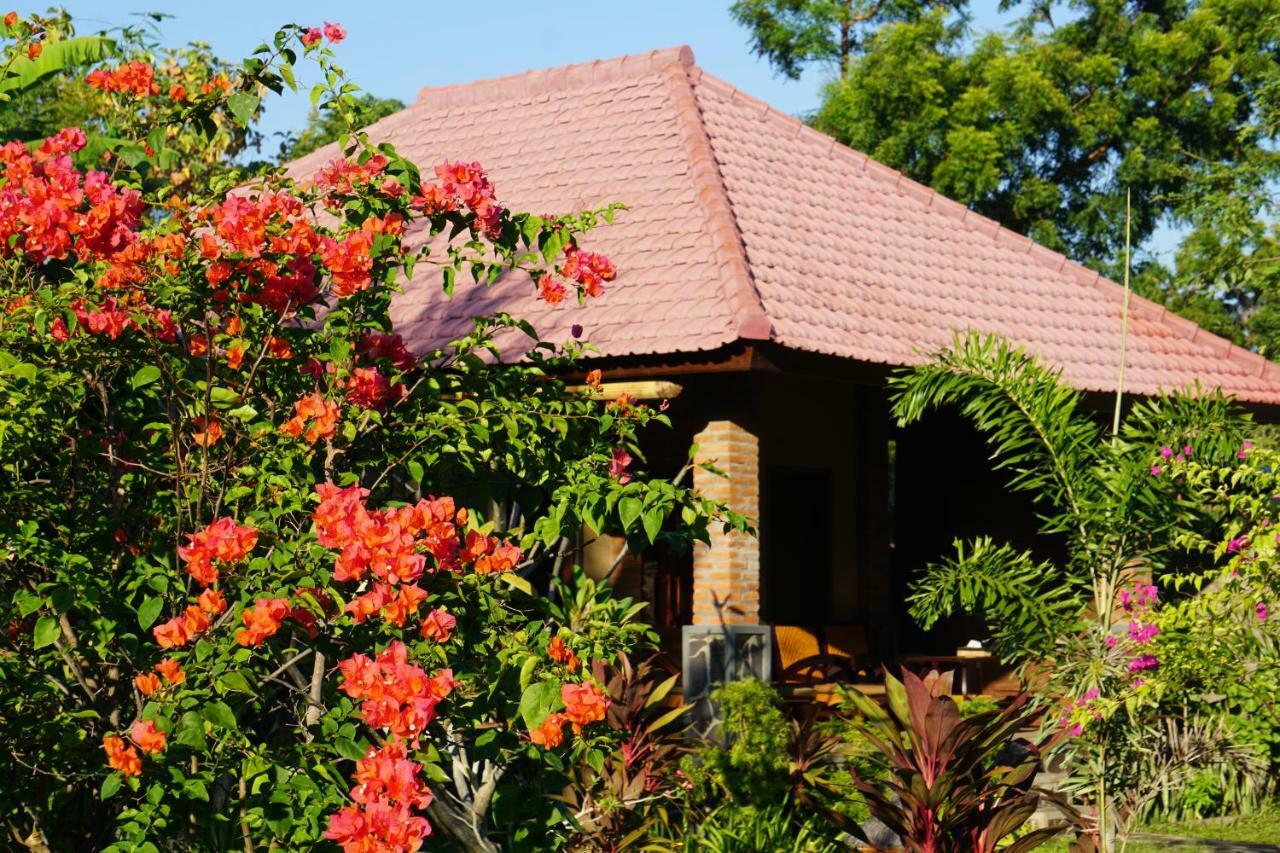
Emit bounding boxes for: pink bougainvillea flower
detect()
[322,22,347,43]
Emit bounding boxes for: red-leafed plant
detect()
[555,653,690,848]
[842,668,1078,853]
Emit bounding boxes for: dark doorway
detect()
[762,466,833,625]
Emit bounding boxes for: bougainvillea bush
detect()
[0,16,744,851]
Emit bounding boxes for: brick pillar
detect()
[691,420,761,625]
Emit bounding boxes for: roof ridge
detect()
[661,62,771,341]
[689,73,1280,381]
[415,46,695,110]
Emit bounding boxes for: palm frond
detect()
[889,332,1101,531]
[0,36,116,96]
[907,536,1083,663]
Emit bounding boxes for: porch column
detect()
[691,420,761,625]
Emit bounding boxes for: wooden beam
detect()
[565,380,684,401]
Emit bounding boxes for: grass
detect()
[1040,809,1280,851]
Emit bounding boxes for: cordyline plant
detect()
[842,669,1075,853]
[0,15,746,852]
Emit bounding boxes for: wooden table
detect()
[899,652,993,695]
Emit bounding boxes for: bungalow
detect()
[289,46,1280,696]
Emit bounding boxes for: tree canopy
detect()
[732,0,1280,354]
[281,92,405,160]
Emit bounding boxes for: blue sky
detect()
[49,1,1012,152]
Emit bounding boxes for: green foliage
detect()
[651,800,843,853]
[890,329,1280,847]
[908,537,1080,661]
[736,0,1280,356]
[680,679,791,805]
[282,92,405,160]
[891,332,1251,668]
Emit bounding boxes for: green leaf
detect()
[136,596,163,630]
[33,615,59,649]
[618,496,642,532]
[130,365,161,389]
[173,711,207,750]
[334,738,366,761]
[500,572,533,596]
[518,680,562,730]
[100,772,122,800]
[218,671,253,695]
[641,507,664,543]
[227,92,260,127]
[202,700,237,730]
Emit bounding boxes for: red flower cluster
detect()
[325,798,430,853]
[562,681,610,733]
[234,597,291,646]
[359,331,417,371]
[197,192,322,313]
[414,161,505,238]
[130,720,167,754]
[347,582,427,627]
[547,635,579,671]
[461,530,522,574]
[345,366,405,411]
[336,641,456,741]
[153,604,212,648]
[102,735,142,777]
[559,246,616,298]
[280,393,340,444]
[530,712,568,748]
[419,608,456,643]
[527,682,610,747]
[0,128,142,264]
[86,61,159,97]
[313,483,473,584]
[325,739,432,851]
[315,153,387,196]
[177,516,258,586]
[537,273,568,305]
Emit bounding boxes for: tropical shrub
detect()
[0,15,747,851]
[891,332,1280,849]
[842,669,1072,853]
[553,653,690,848]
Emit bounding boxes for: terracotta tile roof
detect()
[287,46,1280,404]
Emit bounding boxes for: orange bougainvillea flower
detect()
[585,368,602,390]
[280,393,340,444]
[130,720,167,754]
[187,334,209,357]
[191,415,222,447]
[103,735,142,776]
[154,658,184,685]
[530,712,567,748]
[562,682,610,733]
[266,334,293,359]
[152,615,191,648]
[419,608,456,643]
[547,636,580,671]
[225,342,246,370]
[197,587,227,615]
[178,517,258,586]
[134,672,162,696]
[234,597,291,646]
